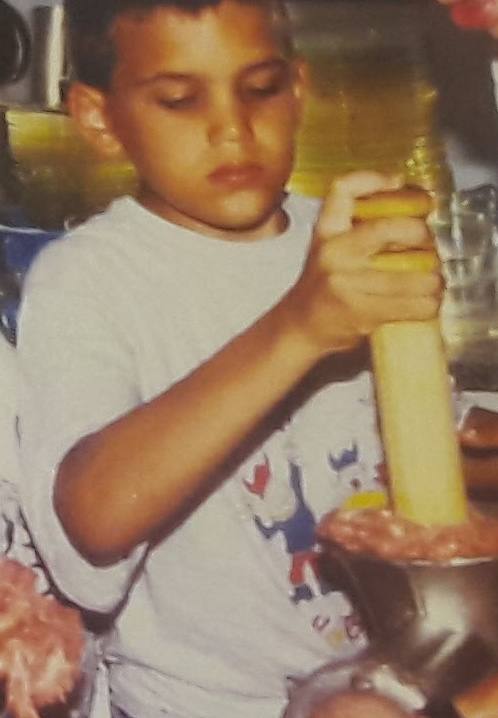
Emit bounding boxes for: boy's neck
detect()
[137,191,290,242]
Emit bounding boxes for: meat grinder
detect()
[284,543,498,718]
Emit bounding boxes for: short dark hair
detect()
[64,0,293,91]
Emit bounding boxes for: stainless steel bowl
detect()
[285,545,498,717]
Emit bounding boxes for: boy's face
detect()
[74,0,304,238]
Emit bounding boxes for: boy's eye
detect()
[245,82,283,98]
[242,69,291,101]
[157,95,197,110]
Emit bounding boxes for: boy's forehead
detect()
[110,0,289,80]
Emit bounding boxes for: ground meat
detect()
[0,558,85,718]
[317,507,498,562]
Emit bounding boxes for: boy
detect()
[15,1,498,717]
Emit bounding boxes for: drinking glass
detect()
[429,185,498,339]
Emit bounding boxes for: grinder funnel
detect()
[285,544,498,717]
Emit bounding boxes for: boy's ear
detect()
[291,58,309,114]
[67,82,125,159]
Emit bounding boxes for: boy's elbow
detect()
[54,454,136,567]
[54,491,128,566]
[57,509,135,566]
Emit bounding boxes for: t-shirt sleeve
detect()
[17,239,147,613]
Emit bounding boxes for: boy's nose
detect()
[207,95,252,145]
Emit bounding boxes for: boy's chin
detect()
[208,194,286,234]
[143,190,287,238]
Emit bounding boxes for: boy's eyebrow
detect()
[239,57,290,77]
[134,58,289,87]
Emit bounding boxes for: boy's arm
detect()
[55,297,319,563]
[46,172,439,565]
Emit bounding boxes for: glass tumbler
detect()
[429,185,498,343]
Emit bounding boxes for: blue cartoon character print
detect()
[244,453,329,604]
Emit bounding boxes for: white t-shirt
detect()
[15,195,495,718]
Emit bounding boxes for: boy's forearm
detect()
[54,301,324,565]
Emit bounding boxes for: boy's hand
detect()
[284,171,441,357]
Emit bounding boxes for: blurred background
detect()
[289,0,498,197]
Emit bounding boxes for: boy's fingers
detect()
[341,289,440,324]
[322,217,433,271]
[316,170,404,238]
[333,268,442,298]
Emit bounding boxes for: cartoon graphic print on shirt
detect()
[328,443,366,494]
[245,457,328,604]
[241,429,381,653]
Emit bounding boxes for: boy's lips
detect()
[208,163,264,188]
